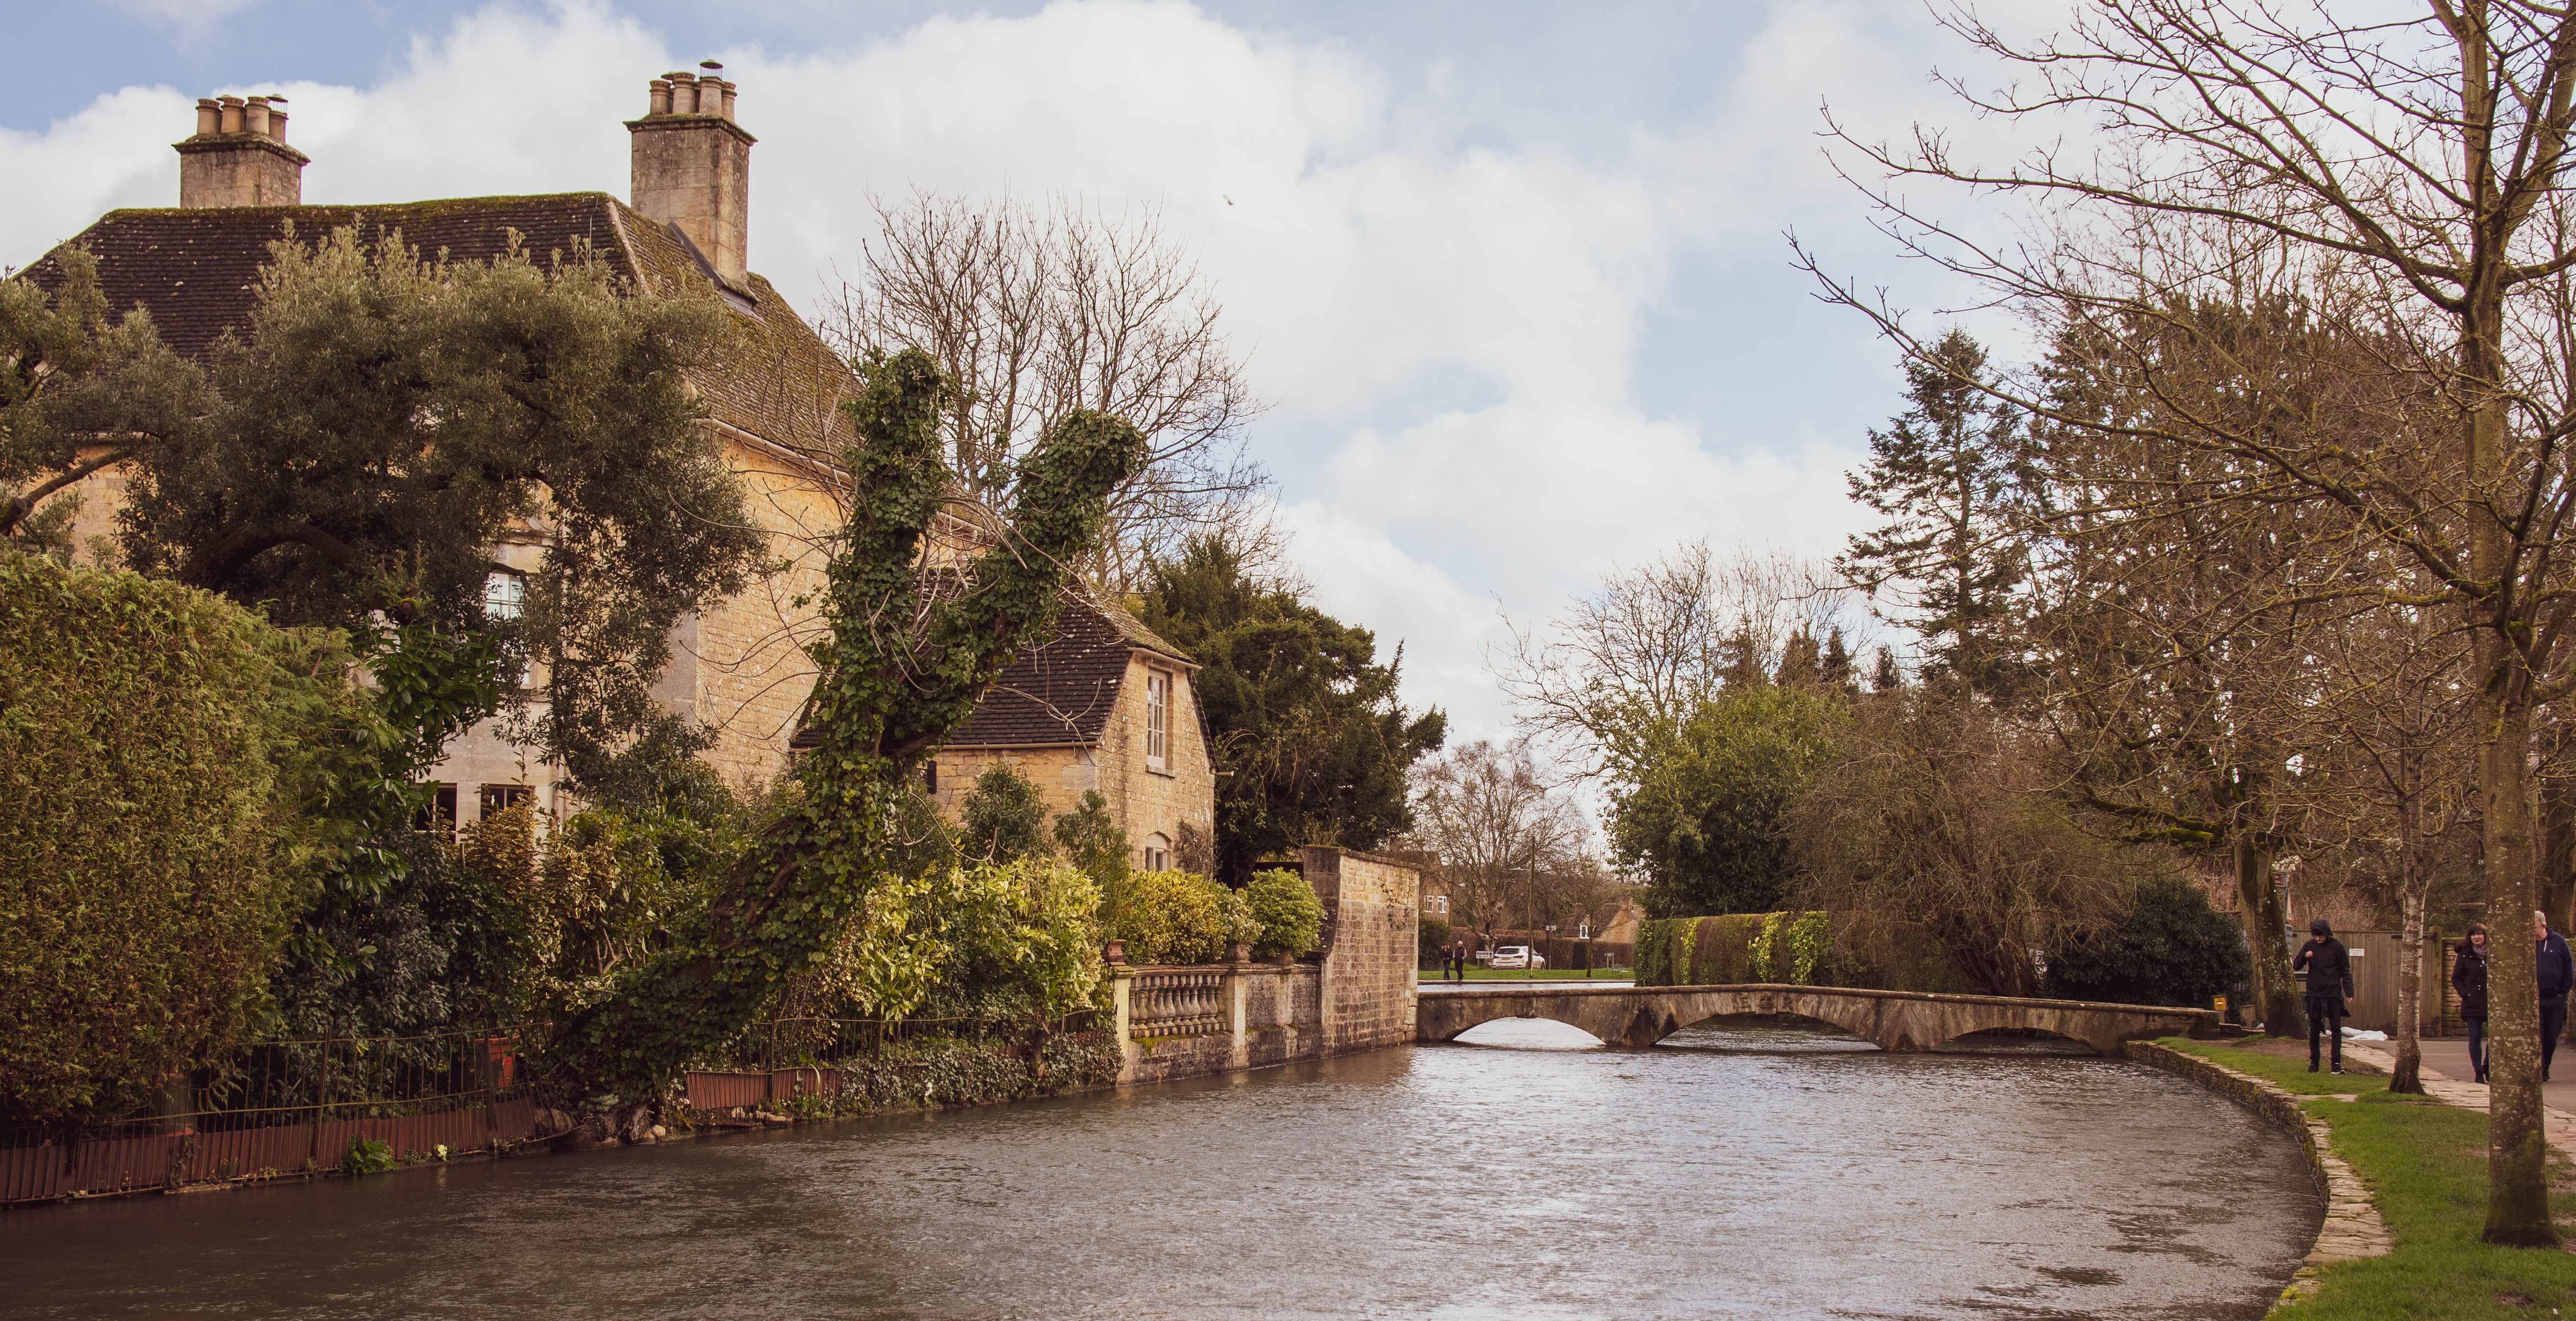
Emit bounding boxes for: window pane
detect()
[484,570,525,620]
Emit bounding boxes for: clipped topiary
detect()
[1244,869,1324,959]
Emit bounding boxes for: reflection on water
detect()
[2,1020,2316,1320]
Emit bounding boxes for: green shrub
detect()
[1418,915,1452,966]
[2046,875,2250,1008]
[0,552,360,1122]
[959,762,1051,863]
[1244,869,1324,959]
[341,1136,397,1175]
[1635,910,1949,990]
[1115,869,1241,965]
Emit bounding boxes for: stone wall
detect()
[1306,847,1421,1056]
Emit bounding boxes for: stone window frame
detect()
[1144,667,1172,775]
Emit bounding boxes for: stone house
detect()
[921,593,1216,873]
[15,72,1212,873]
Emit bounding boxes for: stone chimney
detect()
[173,93,308,208]
[627,63,754,285]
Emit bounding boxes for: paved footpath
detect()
[2342,1039,2576,1154]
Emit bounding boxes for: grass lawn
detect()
[2160,1037,2576,1318]
[1415,967,1630,982]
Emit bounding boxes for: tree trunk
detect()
[2235,835,2298,1032]
[2472,394,2556,1242]
[2392,887,2426,1094]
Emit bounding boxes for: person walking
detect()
[2454,922,2491,1084]
[1447,938,1467,984]
[2292,918,2353,1074]
[2539,912,2576,1082]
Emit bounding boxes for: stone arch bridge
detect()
[1417,984,2219,1055]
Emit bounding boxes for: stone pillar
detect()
[1108,964,1138,1078]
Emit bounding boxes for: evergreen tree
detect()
[1839,329,2033,698]
[1134,534,1446,883]
[959,762,1052,863]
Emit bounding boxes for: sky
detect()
[2,0,2053,748]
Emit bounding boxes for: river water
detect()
[3,1019,2317,1320]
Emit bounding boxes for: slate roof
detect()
[945,594,1194,749]
[19,193,856,458]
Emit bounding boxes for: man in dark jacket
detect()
[2292,918,2353,1074]
[2538,912,2575,1082]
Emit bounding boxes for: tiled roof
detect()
[17,193,856,459]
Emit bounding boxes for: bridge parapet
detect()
[1415,984,2218,1055]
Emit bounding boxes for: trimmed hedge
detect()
[0,552,360,1121]
[1244,868,1323,959]
[1115,869,1257,965]
[1634,911,1971,993]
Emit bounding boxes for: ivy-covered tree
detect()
[1838,328,2034,699]
[1134,533,1446,882]
[535,348,1144,1103]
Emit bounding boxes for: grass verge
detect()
[2159,1037,2576,1319]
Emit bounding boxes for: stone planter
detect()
[1104,938,1126,965]
[1226,941,1251,964]
[1270,950,1294,967]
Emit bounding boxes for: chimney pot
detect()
[628,69,754,284]
[177,90,308,208]
[649,78,672,116]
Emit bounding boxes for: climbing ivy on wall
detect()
[533,350,1144,1106]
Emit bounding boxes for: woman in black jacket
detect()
[2456,922,2491,1084]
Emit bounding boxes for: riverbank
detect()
[2152,1036,2576,1319]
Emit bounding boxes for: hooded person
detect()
[2455,922,2491,1084]
[2539,911,2576,1082]
[2292,918,2354,1074]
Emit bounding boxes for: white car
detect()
[1487,945,1547,970]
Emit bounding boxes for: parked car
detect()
[1487,945,1547,970]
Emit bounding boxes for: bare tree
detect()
[1404,739,1590,946]
[1802,1,2576,1242]
[824,191,1267,588]
[1499,540,1860,772]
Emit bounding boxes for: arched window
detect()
[1143,832,1171,872]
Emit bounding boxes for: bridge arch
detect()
[1416,985,2216,1056]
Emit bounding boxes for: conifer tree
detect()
[1839,329,2031,698]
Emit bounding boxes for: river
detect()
[2,1019,2317,1320]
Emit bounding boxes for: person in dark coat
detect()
[2539,912,2576,1082]
[2454,923,2490,1084]
[2292,918,2354,1074]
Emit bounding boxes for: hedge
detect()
[0,552,360,1121]
[1633,911,1972,993]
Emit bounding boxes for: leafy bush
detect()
[2046,875,2250,1008]
[959,762,1050,863]
[1634,910,1966,992]
[0,552,361,1121]
[341,1136,397,1175]
[813,855,1106,1023]
[1052,790,1130,922]
[1115,869,1252,965]
[1245,869,1324,959]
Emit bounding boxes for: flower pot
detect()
[1226,941,1251,963]
[1104,938,1126,965]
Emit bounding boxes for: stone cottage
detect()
[15,72,1213,873]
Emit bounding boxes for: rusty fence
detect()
[1,1029,533,1205]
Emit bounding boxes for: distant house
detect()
[15,72,1213,871]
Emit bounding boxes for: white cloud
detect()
[2,0,2034,746]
